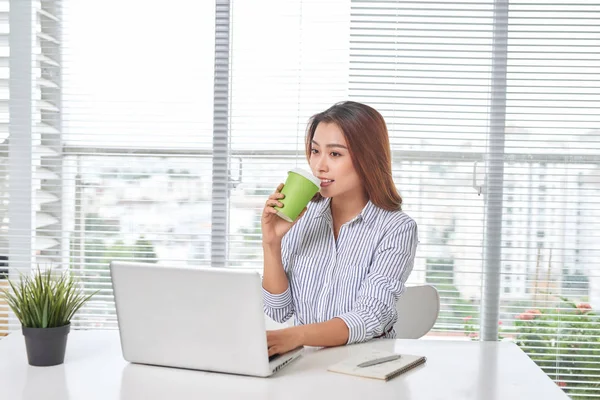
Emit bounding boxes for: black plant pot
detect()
[22,323,70,366]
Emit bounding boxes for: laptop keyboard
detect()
[268,353,281,362]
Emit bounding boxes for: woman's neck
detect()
[330,190,369,226]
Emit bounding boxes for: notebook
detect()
[327,350,426,381]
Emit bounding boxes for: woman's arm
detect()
[261,183,307,323]
[262,241,296,324]
[267,318,349,356]
[299,318,349,346]
[262,242,289,295]
[261,183,305,294]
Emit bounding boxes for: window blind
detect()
[226,0,350,267]
[61,0,217,328]
[3,0,65,333]
[501,2,599,396]
[2,0,217,330]
[1,0,598,396]
[0,0,8,336]
[349,0,493,345]
[349,0,600,397]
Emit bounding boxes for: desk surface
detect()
[0,330,569,400]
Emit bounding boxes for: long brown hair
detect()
[305,101,402,211]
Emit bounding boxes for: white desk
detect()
[0,330,569,400]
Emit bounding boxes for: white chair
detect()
[394,285,440,339]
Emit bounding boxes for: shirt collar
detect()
[313,197,378,227]
[359,200,378,226]
[313,197,332,220]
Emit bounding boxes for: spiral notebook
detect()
[327,350,426,381]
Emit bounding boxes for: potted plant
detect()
[0,266,96,366]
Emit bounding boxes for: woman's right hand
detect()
[261,183,306,245]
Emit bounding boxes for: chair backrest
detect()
[394,285,440,339]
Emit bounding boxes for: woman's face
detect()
[309,122,363,200]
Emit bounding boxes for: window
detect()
[2,0,599,396]
[426,258,455,286]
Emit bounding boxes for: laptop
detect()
[109,261,303,377]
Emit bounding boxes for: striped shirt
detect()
[263,197,419,345]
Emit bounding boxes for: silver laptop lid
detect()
[110,261,272,377]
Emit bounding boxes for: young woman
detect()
[262,101,418,356]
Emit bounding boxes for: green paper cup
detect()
[274,168,321,222]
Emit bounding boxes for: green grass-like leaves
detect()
[0,266,97,328]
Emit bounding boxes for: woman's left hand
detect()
[266,327,304,357]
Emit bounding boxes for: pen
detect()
[357,354,402,368]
